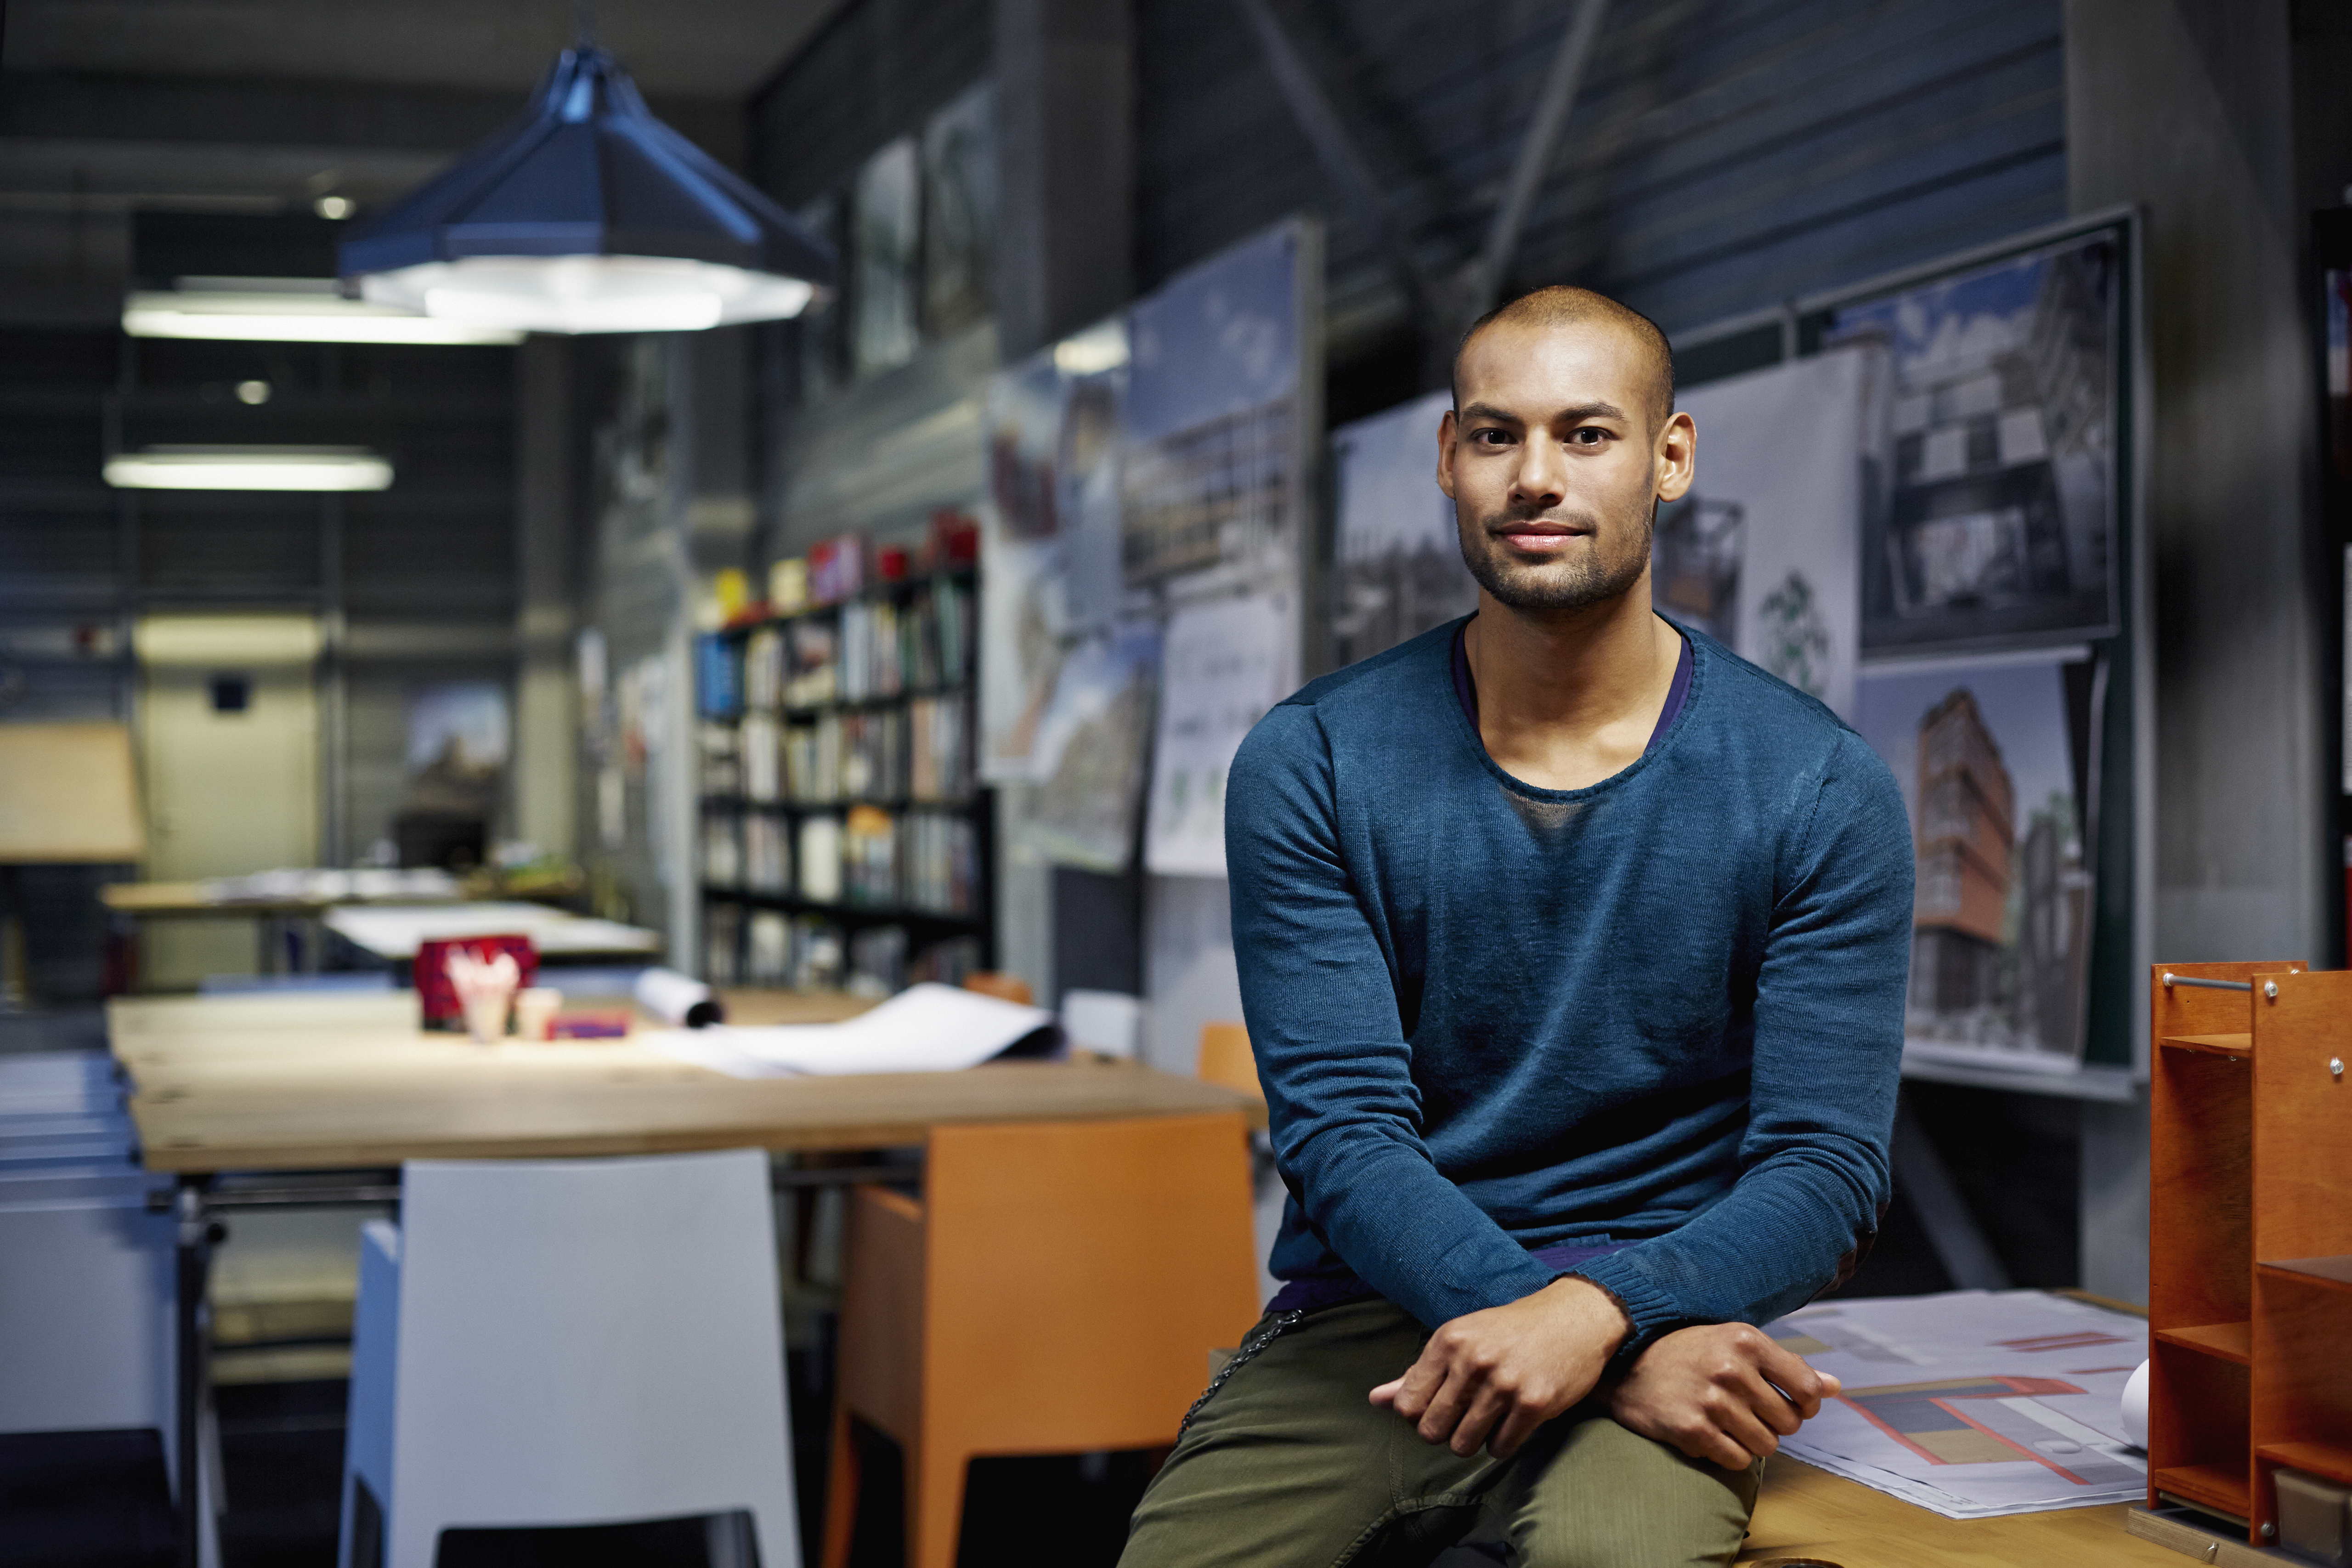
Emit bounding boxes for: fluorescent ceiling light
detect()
[359,255,814,336]
[123,278,524,345]
[104,446,394,492]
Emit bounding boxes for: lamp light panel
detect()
[103,447,395,492]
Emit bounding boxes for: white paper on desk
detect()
[1765,1290,2149,1519]
[645,983,1057,1078]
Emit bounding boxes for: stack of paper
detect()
[646,983,1056,1078]
[1765,1289,2148,1519]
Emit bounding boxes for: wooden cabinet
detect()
[2148,961,2352,1545]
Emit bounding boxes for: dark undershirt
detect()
[1264,618,1694,1319]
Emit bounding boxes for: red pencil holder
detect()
[414,934,539,1032]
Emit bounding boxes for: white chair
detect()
[1060,988,1142,1059]
[338,1148,801,1568]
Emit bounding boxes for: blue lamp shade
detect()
[338,45,836,334]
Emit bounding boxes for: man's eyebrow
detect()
[1456,400,1630,426]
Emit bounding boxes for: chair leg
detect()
[820,1403,860,1568]
[907,1435,970,1568]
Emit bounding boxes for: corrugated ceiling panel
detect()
[1138,0,2064,364]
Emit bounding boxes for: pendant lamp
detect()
[338,40,835,335]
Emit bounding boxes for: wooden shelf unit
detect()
[2148,961,2352,1545]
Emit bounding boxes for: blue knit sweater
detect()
[1226,619,1914,1357]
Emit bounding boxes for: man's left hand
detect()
[1369,1276,1630,1459]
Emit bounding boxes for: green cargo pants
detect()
[1120,1298,1761,1568]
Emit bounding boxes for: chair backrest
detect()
[378,1149,798,1568]
[922,1112,1259,1454]
[0,1186,176,1447]
[1061,991,1142,1059]
[1194,1022,1263,1105]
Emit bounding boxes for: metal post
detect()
[172,1177,216,1568]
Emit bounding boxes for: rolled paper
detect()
[634,966,725,1028]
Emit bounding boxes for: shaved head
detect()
[1453,285,1675,432]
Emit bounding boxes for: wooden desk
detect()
[1740,1458,2182,1565]
[114,990,1258,1173]
[117,986,1264,1568]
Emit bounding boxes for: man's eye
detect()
[1474,428,1511,446]
[1569,427,1608,447]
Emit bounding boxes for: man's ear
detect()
[1436,408,1459,500]
[1654,410,1696,504]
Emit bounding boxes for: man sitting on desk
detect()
[1120,286,1915,1568]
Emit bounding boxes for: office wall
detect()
[2063,0,2342,1303]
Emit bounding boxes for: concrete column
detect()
[2064,0,2326,1300]
[993,0,1134,361]
[514,336,578,860]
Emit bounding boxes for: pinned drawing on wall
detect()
[1329,390,1473,669]
[922,80,997,336]
[1821,231,2120,654]
[1146,592,1300,877]
[404,682,508,817]
[976,319,1130,781]
[1021,623,1161,872]
[1120,224,1306,608]
[979,220,1312,791]
[1852,650,2103,1069]
[1665,346,1874,718]
[851,136,920,377]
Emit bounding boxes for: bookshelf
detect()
[2146,961,2352,1549]
[694,563,990,996]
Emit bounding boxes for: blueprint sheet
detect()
[1764,1290,2148,1518]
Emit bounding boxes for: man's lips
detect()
[1490,520,1592,549]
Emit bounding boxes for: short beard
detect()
[1459,497,1656,613]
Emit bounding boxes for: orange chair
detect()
[1194,1021,1265,1107]
[822,1113,1260,1568]
[961,971,1035,1007]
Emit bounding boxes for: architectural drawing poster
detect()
[1145,592,1300,877]
[1821,231,2120,654]
[1767,1290,2147,1519]
[980,221,1311,871]
[1853,650,2102,1067]
[1329,390,1472,669]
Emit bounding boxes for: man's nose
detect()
[1511,432,1568,507]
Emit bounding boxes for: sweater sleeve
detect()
[1227,702,1559,1330]
[1572,728,1912,1354]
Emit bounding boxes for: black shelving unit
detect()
[695,563,992,994]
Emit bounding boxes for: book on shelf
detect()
[700,814,742,887]
[740,712,781,802]
[797,815,843,903]
[744,814,790,893]
[698,721,741,795]
[704,901,743,986]
[786,619,838,708]
[695,633,741,719]
[743,626,784,710]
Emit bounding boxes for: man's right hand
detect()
[1606,1322,1840,1469]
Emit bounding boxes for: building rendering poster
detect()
[1328,390,1474,671]
[1823,232,2120,654]
[1852,651,2103,1067]
[978,221,1311,872]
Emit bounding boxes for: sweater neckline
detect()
[1439,612,1704,802]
